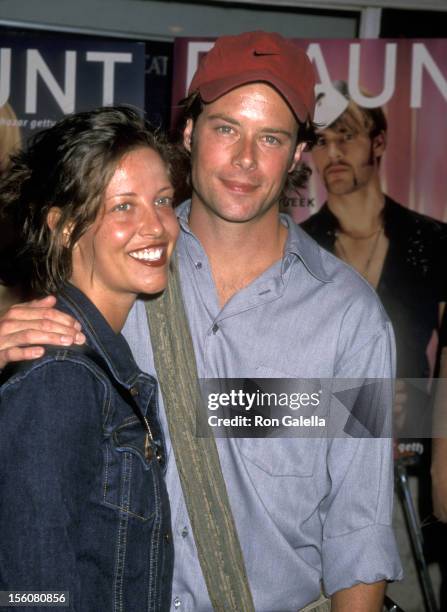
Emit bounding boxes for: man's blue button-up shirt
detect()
[123,201,403,611]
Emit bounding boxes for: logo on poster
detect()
[0,48,134,113]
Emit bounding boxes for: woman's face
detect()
[70,147,179,315]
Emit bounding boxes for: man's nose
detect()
[232,135,257,171]
[327,139,343,161]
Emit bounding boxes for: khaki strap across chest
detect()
[145,256,255,612]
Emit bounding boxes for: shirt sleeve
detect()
[0,359,105,600]
[320,314,403,595]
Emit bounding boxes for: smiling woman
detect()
[67,146,179,331]
[0,107,183,610]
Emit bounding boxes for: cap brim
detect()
[196,70,311,123]
[313,84,349,128]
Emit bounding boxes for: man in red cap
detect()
[0,32,401,610]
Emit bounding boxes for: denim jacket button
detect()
[164,532,171,543]
[130,386,139,397]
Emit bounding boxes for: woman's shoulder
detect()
[0,347,114,458]
[0,345,111,394]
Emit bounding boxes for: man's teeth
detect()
[129,248,164,261]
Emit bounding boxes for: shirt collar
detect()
[307,195,396,240]
[176,199,193,233]
[176,199,331,283]
[280,213,331,282]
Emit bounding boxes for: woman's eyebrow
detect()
[106,191,137,200]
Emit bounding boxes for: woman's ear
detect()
[46,207,61,231]
[47,207,73,246]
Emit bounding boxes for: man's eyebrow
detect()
[259,127,293,138]
[206,113,240,126]
[206,113,293,138]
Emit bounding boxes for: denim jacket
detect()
[0,283,173,611]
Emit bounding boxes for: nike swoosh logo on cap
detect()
[253,50,279,56]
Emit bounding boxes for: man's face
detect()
[311,122,385,196]
[183,83,305,225]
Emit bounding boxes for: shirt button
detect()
[173,597,181,609]
[212,323,219,334]
[181,526,188,538]
[195,261,202,269]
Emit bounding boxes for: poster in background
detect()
[0,30,146,163]
[172,38,447,224]
[144,40,173,129]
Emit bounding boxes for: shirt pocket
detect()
[100,416,158,521]
[237,364,324,477]
[237,437,319,477]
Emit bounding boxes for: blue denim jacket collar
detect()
[57,283,155,391]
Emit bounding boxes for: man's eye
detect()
[112,202,131,212]
[216,125,234,135]
[342,132,355,142]
[262,135,281,146]
[315,136,326,147]
[155,196,173,207]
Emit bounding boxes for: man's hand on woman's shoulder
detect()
[0,295,86,368]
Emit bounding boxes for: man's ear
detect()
[372,130,386,160]
[183,118,194,152]
[288,142,306,173]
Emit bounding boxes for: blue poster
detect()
[0,31,145,152]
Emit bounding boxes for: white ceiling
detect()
[0,0,359,40]
[214,0,446,10]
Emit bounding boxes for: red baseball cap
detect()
[188,31,315,122]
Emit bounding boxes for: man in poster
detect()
[302,80,447,388]
[302,81,447,609]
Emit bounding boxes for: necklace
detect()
[336,226,383,279]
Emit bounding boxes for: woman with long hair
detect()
[0,106,183,610]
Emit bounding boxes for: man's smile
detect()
[220,178,260,193]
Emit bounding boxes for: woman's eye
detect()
[342,132,355,142]
[155,196,173,207]
[112,202,131,212]
[315,136,326,147]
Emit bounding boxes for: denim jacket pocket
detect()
[100,416,158,521]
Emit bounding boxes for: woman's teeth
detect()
[129,247,164,261]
